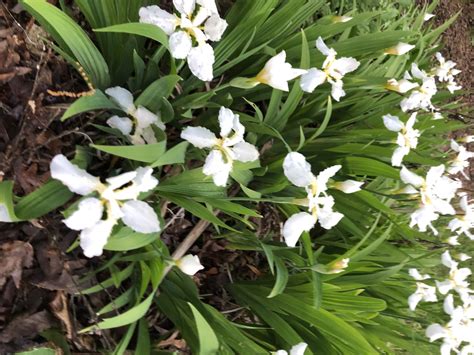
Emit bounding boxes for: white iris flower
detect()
[449,195,474,240]
[385,78,419,94]
[448,140,474,179]
[400,64,437,112]
[139,0,227,81]
[281,152,361,247]
[181,107,259,187]
[382,113,420,167]
[50,155,160,258]
[436,251,472,298]
[400,165,460,234]
[433,52,462,93]
[105,86,165,145]
[300,37,360,101]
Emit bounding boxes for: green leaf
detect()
[91,141,166,163]
[188,303,220,355]
[104,227,159,251]
[95,22,169,49]
[151,142,188,167]
[268,257,289,298]
[81,292,154,331]
[21,0,110,88]
[135,75,181,112]
[16,348,56,355]
[61,90,118,121]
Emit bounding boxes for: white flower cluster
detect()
[139,0,227,81]
[409,250,473,355]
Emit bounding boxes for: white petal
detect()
[0,203,13,222]
[406,112,417,129]
[425,165,445,187]
[391,146,409,167]
[425,324,446,342]
[187,44,215,81]
[203,150,232,187]
[409,268,430,281]
[176,254,204,275]
[300,68,327,93]
[63,198,103,231]
[204,15,227,41]
[384,42,415,55]
[139,6,178,35]
[316,36,336,57]
[107,116,133,136]
[283,152,314,188]
[135,106,165,131]
[218,107,237,137]
[382,114,404,132]
[282,212,316,247]
[333,180,363,194]
[331,80,345,101]
[408,292,423,311]
[133,167,159,193]
[173,0,195,15]
[169,31,192,59]
[435,280,453,295]
[289,342,308,355]
[424,13,435,21]
[443,294,454,315]
[231,142,259,163]
[441,250,456,269]
[50,154,101,195]
[105,171,137,191]
[318,209,344,230]
[121,200,161,233]
[400,166,424,187]
[196,0,218,13]
[332,57,360,76]
[181,126,217,148]
[105,86,135,114]
[80,220,115,258]
[316,165,342,191]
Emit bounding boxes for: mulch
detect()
[0,0,472,353]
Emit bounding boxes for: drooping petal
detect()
[181,126,217,148]
[63,198,104,231]
[332,57,360,76]
[283,152,314,188]
[173,0,195,16]
[441,250,457,269]
[408,292,423,311]
[187,43,215,81]
[391,146,410,167]
[218,107,237,138]
[50,154,101,195]
[330,80,345,101]
[80,220,115,258]
[105,171,137,191]
[169,31,193,59]
[106,116,133,136]
[382,114,404,132]
[121,200,161,233]
[204,15,227,41]
[409,268,430,281]
[443,294,454,315]
[105,86,135,114]
[139,6,178,35]
[315,36,336,57]
[425,324,447,342]
[406,112,417,130]
[300,68,327,93]
[231,142,259,163]
[318,206,344,230]
[400,166,424,187]
[176,254,204,275]
[289,342,308,355]
[202,149,232,186]
[282,212,316,247]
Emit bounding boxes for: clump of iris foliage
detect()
[1,0,472,354]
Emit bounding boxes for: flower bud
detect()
[176,254,205,275]
[333,180,363,194]
[384,42,415,55]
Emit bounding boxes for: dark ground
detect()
[0,0,472,353]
